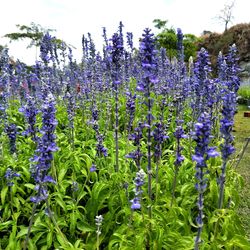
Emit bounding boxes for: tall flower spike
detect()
[111,32,124,172]
[137,28,158,206]
[192,112,219,249]
[130,169,146,210]
[226,44,240,92]
[126,91,136,134]
[218,90,236,209]
[177,28,184,63]
[126,32,133,51]
[171,119,187,206]
[40,33,54,64]
[193,48,212,117]
[5,123,17,154]
[30,92,58,203]
[19,95,39,142]
[126,122,144,170]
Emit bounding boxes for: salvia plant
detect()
[0,23,249,250]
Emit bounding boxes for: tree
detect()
[153,19,200,61]
[4,22,73,62]
[153,19,168,30]
[183,34,201,61]
[216,0,235,32]
[4,22,55,49]
[156,28,178,59]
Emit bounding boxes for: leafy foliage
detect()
[153,19,201,61]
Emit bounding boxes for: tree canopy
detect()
[4,22,55,49]
[153,19,200,61]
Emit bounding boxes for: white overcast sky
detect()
[0,0,249,64]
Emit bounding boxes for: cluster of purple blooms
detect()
[40,33,55,64]
[125,91,136,134]
[89,106,108,158]
[5,167,20,186]
[130,169,146,210]
[126,122,145,169]
[192,112,219,248]
[218,89,236,208]
[19,95,39,142]
[0,24,241,249]
[30,92,58,203]
[5,123,17,154]
[152,122,169,159]
[174,120,187,166]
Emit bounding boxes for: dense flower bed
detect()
[0,23,249,249]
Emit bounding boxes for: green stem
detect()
[171,167,179,207]
[115,87,119,172]
[51,158,57,183]
[45,199,70,247]
[10,187,14,215]
[24,202,38,250]
[96,231,100,250]
[218,161,227,209]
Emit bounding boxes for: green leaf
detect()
[17,227,28,238]
[1,185,9,205]
[77,221,95,232]
[54,194,67,212]
[47,230,53,248]
[0,220,13,231]
[76,188,87,203]
[70,211,77,236]
[24,183,35,190]
[56,234,73,249]
[226,234,250,248]
[58,167,68,183]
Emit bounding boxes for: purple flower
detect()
[5,123,17,154]
[137,28,158,203]
[30,92,58,203]
[220,91,236,160]
[174,120,187,167]
[137,28,158,93]
[90,164,97,172]
[96,134,108,157]
[177,28,184,62]
[226,44,240,92]
[130,169,146,210]
[19,95,39,142]
[40,33,54,64]
[110,31,124,172]
[5,168,21,186]
[126,91,136,133]
[130,197,141,210]
[64,90,76,130]
[126,32,133,51]
[193,112,219,248]
[192,48,212,117]
[152,122,169,159]
[218,90,237,208]
[127,122,144,169]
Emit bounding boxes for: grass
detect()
[238,86,250,100]
[233,104,250,239]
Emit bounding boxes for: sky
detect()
[0,0,249,64]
